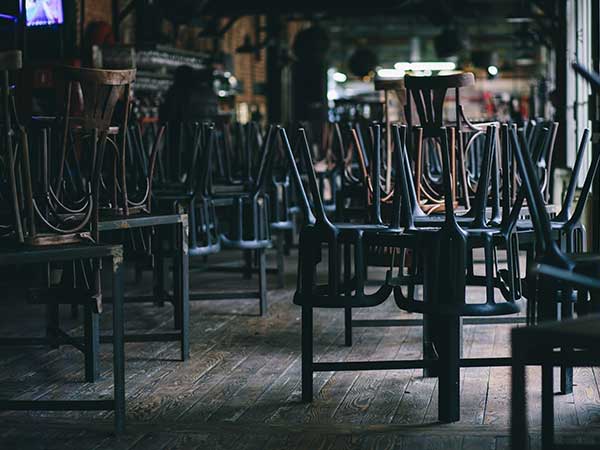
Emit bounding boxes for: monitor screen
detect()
[26,0,64,27]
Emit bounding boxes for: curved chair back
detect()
[56,66,136,216]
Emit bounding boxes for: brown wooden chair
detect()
[405,71,497,212]
[55,66,137,219]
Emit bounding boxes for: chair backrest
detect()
[59,66,135,133]
[279,127,317,226]
[56,66,136,215]
[508,127,568,266]
[565,132,600,229]
[463,125,497,228]
[503,124,551,233]
[554,129,591,222]
[404,72,474,133]
[390,124,414,230]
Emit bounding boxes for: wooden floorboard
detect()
[1,250,600,449]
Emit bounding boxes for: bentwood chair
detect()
[404,72,473,210]
[56,66,137,217]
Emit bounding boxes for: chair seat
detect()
[517,219,566,230]
[394,286,523,316]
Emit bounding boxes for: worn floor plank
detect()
[1,251,600,449]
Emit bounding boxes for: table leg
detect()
[44,263,59,349]
[511,335,528,450]
[153,226,167,308]
[83,303,100,382]
[541,359,554,450]
[422,314,438,377]
[437,314,461,423]
[112,253,125,434]
[175,221,190,360]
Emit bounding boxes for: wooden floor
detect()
[1,249,600,449]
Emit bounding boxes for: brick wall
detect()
[220,16,267,121]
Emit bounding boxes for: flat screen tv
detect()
[25,0,64,27]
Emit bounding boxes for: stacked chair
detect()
[283,70,598,423]
[0,52,126,432]
[511,61,600,450]
[155,121,287,315]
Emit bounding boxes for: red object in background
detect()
[482,91,495,116]
[87,21,116,47]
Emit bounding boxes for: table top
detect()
[513,314,600,348]
[0,243,122,266]
[98,213,187,231]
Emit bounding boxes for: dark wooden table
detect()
[511,314,600,450]
[0,244,126,433]
[97,213,190,361]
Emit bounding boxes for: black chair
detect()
[280,125,406,401]
[508,117,600,449]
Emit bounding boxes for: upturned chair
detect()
[508,124,600,450]
[55,66,137,217]
[514,126,600,394]
[282,123,445,403]
[0,50,25,242]
[0,58,120,385]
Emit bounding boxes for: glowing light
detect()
[394,61,457,72]
[333,72,347,83]
[376,69,404,78]
[487,65,499,76]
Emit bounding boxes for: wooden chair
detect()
[55,66,137,217]
[405,71,499,212]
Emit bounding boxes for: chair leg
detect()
[511,339,529,450]
[344,308,352,347]
[437,315,461,423]
[301,304,314,402]
[84,303,100,382]
[560,300,574,394]
[276,231,285,289]
[484,237,495,304]
[45,304,60,349]
[258,248,267,316]
[112,254,126,434]
[423,314,438,377]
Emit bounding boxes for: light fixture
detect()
[376,68,405,79]
[487,65,499,76]
[393,61,457,72]
[333,72,347,83]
